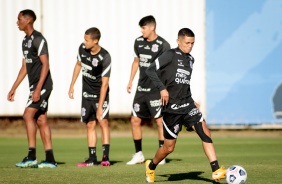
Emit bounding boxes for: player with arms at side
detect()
[68,27,111,167]
[145,28,226,182]
[126,15,171,165]
[7,9,57,168]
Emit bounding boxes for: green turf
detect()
[0,134,282,184]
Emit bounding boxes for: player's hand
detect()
[96,107,103,121]
[32,88,41,102]
[7,90,16,102]
[160,89,169,106]
[127,83,132,93]
[68,87,74,99]
[194,101,200,109]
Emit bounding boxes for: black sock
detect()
[134,139,142,153]
[210,160,220,172]
[89,147,97,160]
[27,147,36,160]
[159,140,164,148]
[45,149,55,163]
[102,144,110,158]
[149,160,157,170]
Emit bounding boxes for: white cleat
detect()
[126,151,145,165]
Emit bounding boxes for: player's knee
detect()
[163,144,175,154]
[131,116,141,125]
[194,122,213,143]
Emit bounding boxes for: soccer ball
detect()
[226,165,247,184]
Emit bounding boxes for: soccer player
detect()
[126,15,170,165]
[144,28,226,182]
[68,27,111,167]
[7,9,56,168]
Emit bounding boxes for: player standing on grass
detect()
[68,27,111,167]
[7,9,57,168]
[144,28,226,182]
[126,15,170,165]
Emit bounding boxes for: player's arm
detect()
[7,58,27,102]
[68,61,82,99]
[127,57,139,93]
[97,76,110,120]
[97,53,111,121]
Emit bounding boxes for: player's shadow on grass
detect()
[165,158,182,164]
[159,171,220,183]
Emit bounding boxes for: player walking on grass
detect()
[126,15,170,165]
[68,27,111,167]
[144,28,226,182]
[7,9,57,168]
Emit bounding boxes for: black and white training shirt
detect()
[77,43,111,100]
[134,36,170,93]
[146,47,195,114]
[22,30,53,91]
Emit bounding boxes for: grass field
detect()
[0,131,282,184]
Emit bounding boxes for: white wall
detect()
[1,0,206,117]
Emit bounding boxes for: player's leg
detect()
[77,100,98,167]
[192,120,226,181]
[145,138,177,183]
[145,113,181,182]
[15,107,39,168]
[154,117,166,164]
[99,119,110,166]
[36,111,57,168]
[127,93,147,165]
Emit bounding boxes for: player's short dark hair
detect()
[178,28,195,38]
[139,15,156,27]
[20,9,36,22]
[85,27,101,41]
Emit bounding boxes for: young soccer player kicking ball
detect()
[145,28,226,182]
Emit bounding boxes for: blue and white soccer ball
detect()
[226,165,247,184]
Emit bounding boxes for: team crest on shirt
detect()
[174,124,180,133]
[81,107,86,116]
[92,58,99,67]
[151,44,159,52]
[28,40,32,48]
[134,103,140,112]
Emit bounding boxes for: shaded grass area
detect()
[0,134,282,184]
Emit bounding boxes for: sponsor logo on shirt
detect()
[81,54,86,57]
[26,58,33,63]
[156,39,163,45]
[137,86,151,92]
[139,45,144,48]
[171,103,190,110]
[144,45,150,49]
[178,59,184,67]
[175,69,190,84]
[83,92,97,98]
[139,54,152,67]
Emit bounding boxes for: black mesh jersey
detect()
[77,43,111,100]
[134,36,170,93]
[146,47,195,114]
[22,30,53,90]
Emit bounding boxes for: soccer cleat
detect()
[100,155,111,166]
[76,158,98,167]
[158,158,166,165]
[126,151,145,165]
[145,160,155,183]
[37,161,57,168]
[212,166,226,181]
[15,156,38,168]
